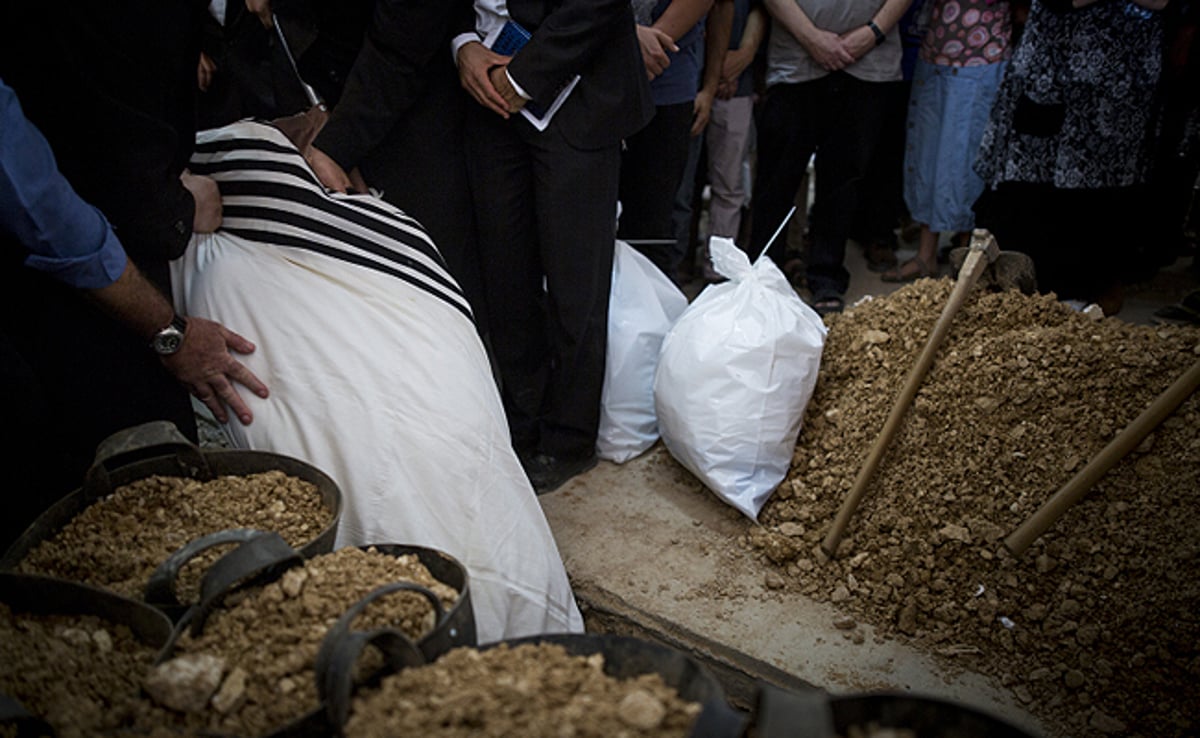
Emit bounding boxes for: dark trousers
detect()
[361,76,487,336]
[850,79,911,245]
[750,73,889,298]
[0,268,197,550]
[465,107,620,459]
[618,101,695,276]
[974,183,1137,303]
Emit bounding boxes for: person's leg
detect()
[851,79,908,271]
[883,223,939,282]
[707,95,754,239]
[672,130,706,283]
[750,82,817,265]
[464,109,543,454]
[806,73,889,304]
[617,101,695,276]
[529,124,622,464]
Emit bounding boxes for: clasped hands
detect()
[457,42,526,118]
[804,24,877,72]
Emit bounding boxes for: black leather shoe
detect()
[523,452,598,495]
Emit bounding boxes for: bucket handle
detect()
[752,683,835,738]
[155,531,303,648]
[84,421,212,500]
[146,528,275,611]
[315,582,446,733]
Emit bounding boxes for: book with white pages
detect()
[485,20,580,132]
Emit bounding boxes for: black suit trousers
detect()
[465,106,620,459]
[750,72,889,299]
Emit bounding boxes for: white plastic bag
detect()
[653,236,827,520]
[597,240,688,462]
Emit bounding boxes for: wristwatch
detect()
[151,314,188,355]
[867,20,886,47]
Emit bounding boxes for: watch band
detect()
[867,20,886,47]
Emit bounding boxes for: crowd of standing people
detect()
[3,0,1199,548]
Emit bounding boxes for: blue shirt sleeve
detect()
[0,77,127,289]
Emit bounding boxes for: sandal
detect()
[863,240,898,272]
[1152,288,1200,326]
[881,255,938,283]
[810,294,844,316]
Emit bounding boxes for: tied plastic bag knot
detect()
[708,236,752,282]
[654,237,827,520]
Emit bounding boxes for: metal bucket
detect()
[0,572,174,735]
[753,683,1038,738]
[0,421,343,603]
[322,632,746,738]
[151,533,476,738]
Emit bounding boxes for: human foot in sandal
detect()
[883,223,940,283]
[881,255,938,283]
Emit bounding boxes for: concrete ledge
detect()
[574,580,815,711]
[540,446,1046,737]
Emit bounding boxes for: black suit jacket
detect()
[283,0,473,171]
[470,0,654,150]
[0,0,205,286]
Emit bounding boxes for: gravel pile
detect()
[747,280,1200,737]
[17,471,333,601]
[132,546,459,737]
[345,642,700,738]
[0,605,158,738]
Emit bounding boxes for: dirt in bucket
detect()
[17,470,333,601]
[0,604,159,738]
[344,641,701,738]
[745,281,1200,737]
[128,546,458,737]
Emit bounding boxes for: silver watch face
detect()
[153,326,185,355]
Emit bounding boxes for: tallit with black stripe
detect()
[188,124,472,322]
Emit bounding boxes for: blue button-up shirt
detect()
[1,77,127,289]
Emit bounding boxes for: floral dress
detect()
[975,0,1165,190]
[903,0,1012,232]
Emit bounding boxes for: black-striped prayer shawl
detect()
[189,129,473,322]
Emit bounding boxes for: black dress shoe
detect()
[523,452,598,495]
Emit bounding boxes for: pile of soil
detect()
[17,471,333,600]
[746,281,1200,737]
[345,642,701,737]
[0,604,158,738]
[132,546,459,737]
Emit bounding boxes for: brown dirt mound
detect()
[746,280,1200,737]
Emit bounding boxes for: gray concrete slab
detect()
[540,446,1048,736]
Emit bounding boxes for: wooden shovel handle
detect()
[1004,357,1200,556]
[821,245,992,558]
